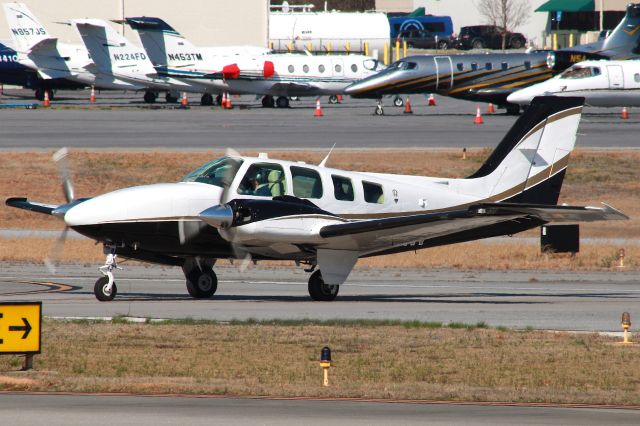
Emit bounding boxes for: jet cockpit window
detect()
[363,59,380,71]
[332,175,354,201]
[237,163,287,197]
[291,166,323,199]
[363,181,384,204]
[560,66,601,79]
[393,61,418,71]
[181,157,243,188]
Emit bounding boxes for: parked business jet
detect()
[6,97,626,301]
[125,17,385,108]
[2,3,144,98]
[507,60,640,107]
[346,3,640,114]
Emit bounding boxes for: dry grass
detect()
[1,320,640,404]
[0,236,636,270]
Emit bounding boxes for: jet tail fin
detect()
[465,96,585,205]
[71,18,156,76]
[125,17,203,69]
[2,2,53,52]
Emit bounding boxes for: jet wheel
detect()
[201,94,214,106]
[308,270,339,301]
[143,91,157,103]
[374,105,384,116]
[94,276,117,302]
[328,95,339,104]
[262,95,275,108]
[186,268,218,298]
[165,93,178,103]
[393,96,404,107]
[276,96,290,108]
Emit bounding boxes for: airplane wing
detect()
[318,203,627,254]
[6,197,90,217]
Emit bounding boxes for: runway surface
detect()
[1,262,637,331]
[0,90,639,149]
[0,393,637,425]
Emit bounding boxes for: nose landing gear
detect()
[374,99,384,116]
[94,247,121,301]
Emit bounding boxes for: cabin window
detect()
[332,175,354,201]
[501,62,508,70]
[303,64,309,73]
[318,64,325,73]
[237,163,287,197]
[334,64,342,72]
[291,166,323,199]
[635,73,640,82]
[524,61,531,69]
[471,62,478,71]
[287,65,294,73]
[485,62,492,70]
[362,181,384,204]
[351,64,358,72]
[456,63,464,71]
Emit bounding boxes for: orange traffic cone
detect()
[621,107,629,119]
[314,99,324,117]
[181,92,189,107]
[487,103,495,113]
[225,92,233,109]
[221,92,227,108]
[89,86,96,103]
[474,106,483,124]
[403,96,413,114]
[428,93,436,106]
[43,89,50,107]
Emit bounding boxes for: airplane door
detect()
[607,65,624,89]
[434,56,453,90]
[331,58,344,77]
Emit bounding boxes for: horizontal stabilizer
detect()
[471,202,629,222]
[27,37,58,54]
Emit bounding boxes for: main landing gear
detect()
[182,258,217,298]
[307,270,339,301]
[94,247,121,301]
[143,90,158,103]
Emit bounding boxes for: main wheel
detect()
[186,269,217,298]
[472,39,484,49]
[328,95,339,104]
[262,95,275,108]
[201,93,214,106]
[308,270,339,301]
[165,93,178,103]
[94,276,117,302]
[215,94,223,106]
[143,91,157,103]
[393,96,404,107]
[276,96,290,108]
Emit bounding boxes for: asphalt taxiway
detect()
[1,262,637,331]
[0,89,639,149]
[1,393,639,425]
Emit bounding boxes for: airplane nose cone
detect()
[507,88,533,105]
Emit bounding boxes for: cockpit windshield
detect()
[363,59,381,71]
[560,66,601,79]
[392,61,418,71]
[181,157,243,187]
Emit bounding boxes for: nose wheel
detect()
[308,270,339,301]
[94,248,121,302]
[374,99,384,116]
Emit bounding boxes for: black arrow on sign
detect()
[9,317,32,339]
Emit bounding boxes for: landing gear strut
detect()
[308,270,339,301]
[374,99,384,116]
[182,258,217,298]
[94,247,121,301]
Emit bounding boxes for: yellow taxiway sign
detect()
[0,302,41,354]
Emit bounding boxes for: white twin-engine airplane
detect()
[6,97,627,302]
[507,60,640,107]
[124,17,385,108]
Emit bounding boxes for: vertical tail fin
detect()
[601,3,640,57]
[2,2,51,52]
[125,17,203,69]
[466,96,584,205]
[71,19,156,76]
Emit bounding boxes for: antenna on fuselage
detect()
[319,143,336,167]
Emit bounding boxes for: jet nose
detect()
[345,76,385,97]
[506,87,534,105]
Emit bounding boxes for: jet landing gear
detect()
[182,258,217,298]
[308,270,339,301]
[143,90,158,103]
[94,248,121,302]
[374,99,384,116]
